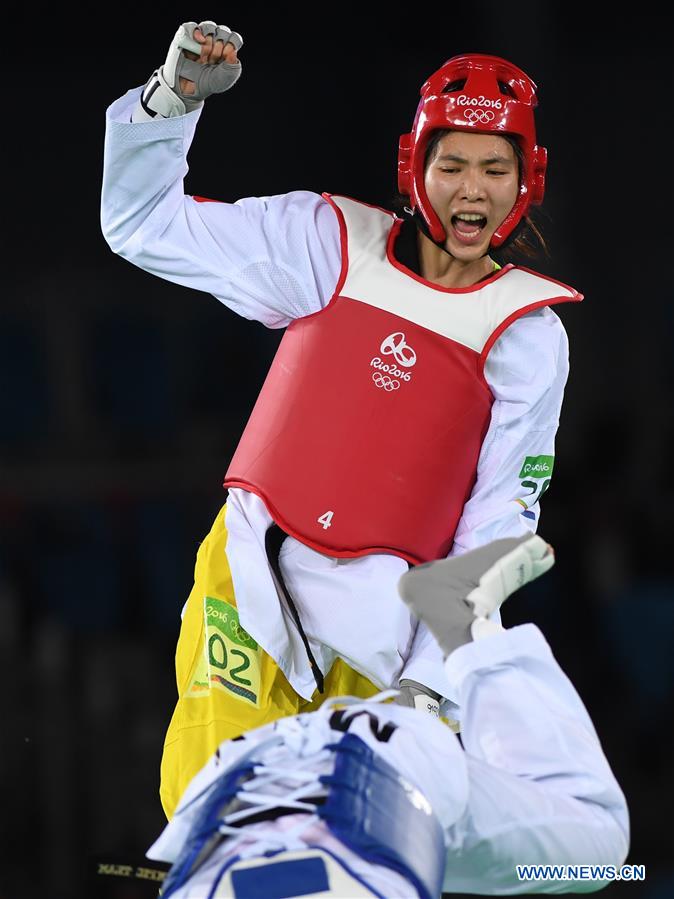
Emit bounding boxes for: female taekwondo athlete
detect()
[101,19,582,820]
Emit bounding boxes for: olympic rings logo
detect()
[463,108,495,124]
[372,372,400,391]
[380,331,417,368]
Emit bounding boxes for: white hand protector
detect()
[134,20,243,121]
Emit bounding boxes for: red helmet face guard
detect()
[398,54,547,248]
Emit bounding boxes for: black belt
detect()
[265,523,325,695]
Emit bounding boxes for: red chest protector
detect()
[224,193,582,564]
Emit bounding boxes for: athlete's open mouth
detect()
[451,215,488,233]
[450,215,488,244]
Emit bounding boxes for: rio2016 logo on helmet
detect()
[397,53,548,248]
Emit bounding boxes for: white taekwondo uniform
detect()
[147,625,629,897]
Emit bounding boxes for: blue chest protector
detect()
[160,732,446,899]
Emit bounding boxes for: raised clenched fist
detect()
[172,21,243,98]
[136,19,244,120]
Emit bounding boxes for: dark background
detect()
[2,5,672,897]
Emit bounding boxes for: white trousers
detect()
[149,623,629,897]
[440,623,628,894]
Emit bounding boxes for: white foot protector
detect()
[467,535,554,640]
[398,533,555,656]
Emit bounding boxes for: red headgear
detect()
[397,53,547,248]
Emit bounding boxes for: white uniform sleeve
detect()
[101,87,342,328]
[449,305,569,552]
[399,307,570,697]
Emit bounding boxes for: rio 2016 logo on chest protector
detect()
[370,331,417,391]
